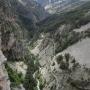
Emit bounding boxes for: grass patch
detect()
[5,63,24,87]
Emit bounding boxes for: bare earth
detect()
[57,38,90,67]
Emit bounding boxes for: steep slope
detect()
[0,0,27,89]
[0,0,45,90]
[38,1,90,33]
[10,0,48,22]
[37,0,87,14]
[31,2,90,90]
[1,0,90,90]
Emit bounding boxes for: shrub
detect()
[5,63,24,87]
[56,55,63,64]
[23,54,40,90]
[59,61,69,70]
[65,53,70,62]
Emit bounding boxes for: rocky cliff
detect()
[31,1,90,90]
[0,0,46,90]
[1,0,90,90]
[39,0,88,14]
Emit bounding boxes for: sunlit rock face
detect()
[0,51,10,90]
[12,84,25,90]
[17,0,48,22]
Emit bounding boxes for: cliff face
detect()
[0,0,48,57]
[41,0,87,14]
[12,0,48,22]
[0,0,24,90]
[31,26,90,90]
[0,7,11,88]
[0,49,10,90]
[0,0,24,89]
[0,0,49,89]
[31,1,90,90]
[1,0,90,90]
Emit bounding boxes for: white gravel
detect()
[31,39,43,56]
[56,38,90,67]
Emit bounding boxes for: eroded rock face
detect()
[39,46,90,90]
[31,29,90,90]
[12,84,25,90]
[0,32,10,90]
[0,51,10,90]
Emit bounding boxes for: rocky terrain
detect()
[1,0,90,90]
[36,0,88,14]
[0,0,46,89]
[31,29,90,90]
[30,1,90,90]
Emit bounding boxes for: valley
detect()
[0,0,90,90]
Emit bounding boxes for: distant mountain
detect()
[36,0,88,14]
[10,0,48,22]
[8,0,49,39]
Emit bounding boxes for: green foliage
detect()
[37,2,90,33]
[59,61,69,70]
[36,72,45,90]
[37,3,90,54]
[55,31,82,54]
[5,63,24,87]
[19,15,38,39]
[23,66,37,90]
[56,55,63,64]
[57,53,71,70]
[23,54,40,90]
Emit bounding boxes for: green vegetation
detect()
[55,30,82,54]
[5,63,24,87]
[57,53,77,70]
[36,71,46,90]
[65,53,70,62]
[56,54,69,70]
[56,55,63,64]
[59,60,69,70]
[23,54,40,90]
[19,15,36,39]
[55,28,90,54]
[37,2,90,33]
[56,53,80,72]
[2,1,90,90]
[36,2,90,54]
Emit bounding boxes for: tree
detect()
[56,55,63,64]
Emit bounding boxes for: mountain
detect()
[10,0,48,22]
[9,0,49,39]
[33,1,90,90]
[1,0,90,90]
[37,0,88,14]
[0,0,48,90]
[18,0,48,21]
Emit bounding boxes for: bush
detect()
[56,55,63,64]
[5,63,24,87]
[38,2,90,33]
[23,54,40,90]
[59,61,69,70]
[55,31,82,54]
[65,53,70,62]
